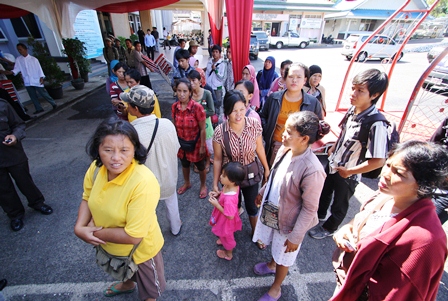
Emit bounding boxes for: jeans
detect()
[25,86,56,111]
[318,169,358,232]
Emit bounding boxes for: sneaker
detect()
[309,226,334,239]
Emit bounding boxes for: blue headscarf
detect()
[109,60,119,82]
[259,56,277,90]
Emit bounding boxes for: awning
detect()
[325,9,426,21]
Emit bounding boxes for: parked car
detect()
[427,45,445,63]
[269,31,309,49]
[252,31,269,50]
[341,34,403,62]
[249,35,259,60]
[423,54,448,93]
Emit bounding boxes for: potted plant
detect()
[62,37,91,83]
[27,37,65,99]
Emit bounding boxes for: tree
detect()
[428,0,448,17]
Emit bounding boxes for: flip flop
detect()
[216,238,222,245]
[255,239,267,250]
[103,282,136,297]
[177,184,192,195]
[199,187,208,199]
[258,292,282,301]
[253,262,276,276]
[216,249,232,261]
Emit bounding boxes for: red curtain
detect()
[0,4,29,19]
[206,0,224,47]
[225,0,254,82]
[208,14,223,47]
[96,0,178,13]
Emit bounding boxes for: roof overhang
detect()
[325,9,425,21]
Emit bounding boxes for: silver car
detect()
[252,31,269,51]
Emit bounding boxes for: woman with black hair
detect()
[213,90,270,238]
[332,140,448,301]
[74,118,165,300]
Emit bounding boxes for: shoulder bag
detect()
[223,127,263,188]
[259,150,290,230]
[91,167,141,282]
[175,104,201,152]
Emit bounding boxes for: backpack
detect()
[356,112,400,178]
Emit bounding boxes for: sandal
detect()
[255,239,267,250]
[199,187,208,199]
[216,249,232,261]
[253,262,276,276]
[103,282,136,297]
[177,184,192,195]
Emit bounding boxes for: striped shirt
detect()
[329,105,388,181]
[213,117,262,166]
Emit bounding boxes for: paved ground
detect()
[1,43,447,300]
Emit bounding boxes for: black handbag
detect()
[178,131,200,152]
[223,129,263,188]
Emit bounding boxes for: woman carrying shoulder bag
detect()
[213,90,270,238]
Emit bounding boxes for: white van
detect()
[341,34,403,62]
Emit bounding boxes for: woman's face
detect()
[242,68,251,81]
[99,134,135,181]
[234,84,253,107]
[125,75,138,88]
[228,101,246,124]
[378,152,419,200]
[280,64,291,78]
[309,73,322,88]
[189,77,201,91]
[282,119,305,148]
[285,66,307,92]
[115,67,126,80]
[176,82,191,103]
[264,59,273,70]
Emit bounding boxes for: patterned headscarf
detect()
[243,65,260,109]
[195,67,206,87]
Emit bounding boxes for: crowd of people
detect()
[1,35,448,301]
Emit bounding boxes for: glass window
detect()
[11,13,42,39]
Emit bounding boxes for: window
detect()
[11,13,42,39]
[0,28,7,42]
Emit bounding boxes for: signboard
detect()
[254,14,289,21]
[73,10,103,59]
[300,18,322,29]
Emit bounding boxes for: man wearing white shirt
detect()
[144,29,156,60]
[11,43,57,114]
[205,45,226,119]
[122,85,183,236]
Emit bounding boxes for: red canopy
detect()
[96,0,178,13]
[0,4,31,19]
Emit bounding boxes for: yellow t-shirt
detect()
[82,159,163,264]
[273,95,302,142]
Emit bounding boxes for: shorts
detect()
[131,251,166,300]
[180,156,206,171]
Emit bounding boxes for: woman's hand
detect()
[74,225,106,246]
[284,239,299,253]
[254,194,263,208]
[334,166,351,179]
[263,168,270,186]
[199,145,206,157]
[333,224,356,253]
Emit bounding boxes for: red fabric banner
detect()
[208,14,223,47]
[96,0,178,13]
[225,0,254,82]
[0,4,30,19]
[206,0,224,47]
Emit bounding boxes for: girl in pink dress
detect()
[209,162,246,261]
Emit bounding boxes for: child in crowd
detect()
[171,49,195,91]
[209,162,246,261]
[194,59,199,68]
[309,68,389,240]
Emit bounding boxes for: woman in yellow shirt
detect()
[74,118,165,300]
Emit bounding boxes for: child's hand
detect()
[209,190,220,198]
[209,196,219,206]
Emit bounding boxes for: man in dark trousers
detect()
[0,99,53,231]
[137,27,146,53]
[151,27,160,52]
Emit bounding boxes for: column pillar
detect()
[140,10,153,32]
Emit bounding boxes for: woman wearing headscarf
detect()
[242,65,260,110]
[303,65,327,117]
[256,57,279,110]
